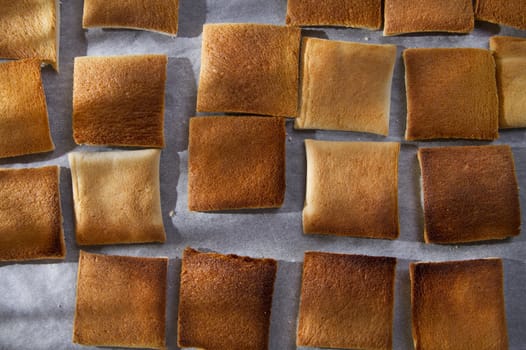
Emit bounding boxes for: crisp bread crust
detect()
[384,0,474,35]
[297,252,397,349]
[404,48,499,140]
[410,259,508,350]
[418,145,521,244]
[73,55,167,147]
[188,116,286,211]
[490,36,526,128]
[0,166,65,261]
[303,140,400,239]
[286,0,382,29]
[69,149,166,245]
[196,24,301,117]
[178,247,277,350]
[475,0,526,30]
[295,37,396,135]
[73,251,168,349]
[0,59,54,159]
[0,0,58,69]
[83,0,179,35]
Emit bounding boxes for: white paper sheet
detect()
[0,0,525,349]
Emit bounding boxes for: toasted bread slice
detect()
[404,48,498,140]
[286,0,382,29]
[303,140,400,239]
[384,0,474,35]
[490,36,526,128]
[0,166,65,261]
[297,252,397,349]
[73,55,167,148]
[411,258,508,349]
[69,149,166,245]
[73,251,168,349]
[295,37,396,135]
[0,59,54,159]
[0,0,59,69]
[197,24,301,117]
[83,0,179,35]
[188,116,286,211]
[178,247,277,350]
[475,0,526,30]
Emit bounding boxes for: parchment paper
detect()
[0,0,525,349]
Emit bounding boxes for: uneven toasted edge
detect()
[287,21,381,30]
[0,59,55,159]
[181,246,278,267]
[74,140,166,148]
[54,166,66,259]
[384,22,474,36]
[284,2,382,30]
[416,149,431,244]
[195,25,210,114]
[294,36,309,128]
[81,0,179,35]
[73,250,168,349]
[189,203,285,212]
[39,59,56,150]
[490,35,526,129]
[68,153,81,245]
[489,35,526,54]
[83,24,178,36]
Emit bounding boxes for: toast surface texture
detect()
[73,251,168,349]
[73,55,167,147]
[0,0,58,68]
[411,259,508,350]
[297,252,397,349]
[0,166,65,261]
[197,24,301,117]
[295,38,396,135]
[69,149,166,245]
[384,0,474,35]
[418,145,520,244]
[178,247,277,350]
[0,59,54,159]
[490,36,526,128]
[404,48,498,140]
[286,0,382,29]
[303,140,400,239]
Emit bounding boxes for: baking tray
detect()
[0,0,525,349]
